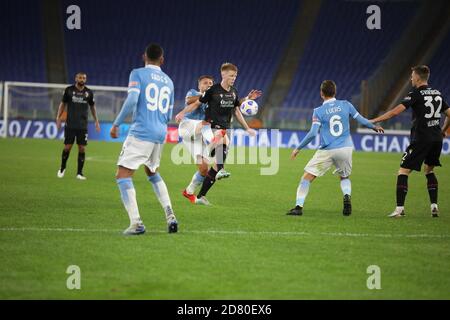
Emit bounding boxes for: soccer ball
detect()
[240,99,259,116]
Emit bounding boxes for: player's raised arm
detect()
[175,100,201,123]
[185,95,200,105]
[176,86,213,123]
[110,71,140,138]
[239,89,263,105]
[231,88,256,136]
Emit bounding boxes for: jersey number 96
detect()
[145,84,171,114]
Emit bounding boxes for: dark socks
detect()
[396,174,408,206]
[426,173,438,204]
[197,168,217,198]
[77,152,85,175]
[215,144,228,171]
[61,150,70,171]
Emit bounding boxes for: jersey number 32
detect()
[424,96,442,119]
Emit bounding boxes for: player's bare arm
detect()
[370,104,406,123]
[233,108,256,136]
[55,102,66,129]
[185,95,200,105]
[111,90,140,139]
[90,104,101,132]
[290,149,300,160]
[372,125,385,133]
[442,108,450,136]
[175,100,201,123]
[110,125,119,139]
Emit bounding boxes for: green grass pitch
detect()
[0,138,449,299]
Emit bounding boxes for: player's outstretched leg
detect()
[340,177,352,216]
[183,158,208,204]
[183,171,204,203]
[58,145,72,178]
[147,171,178,233]
[116,172,145,235]
[389,170,409,217]
[287,173,315,216]
[425,166,439,217]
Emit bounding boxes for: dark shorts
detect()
[64,127,88,146]
[400,141,442,171]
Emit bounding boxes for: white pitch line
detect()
[0,227,449,239]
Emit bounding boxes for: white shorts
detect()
[117,135,163,172]
[178,119,203,140]
[304,147,353,178]
[182,139,211,163]
[179,119,211,163]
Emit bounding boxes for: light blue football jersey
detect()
[126,65,174,143]
[312,98,360,150]
[184,89,207,120]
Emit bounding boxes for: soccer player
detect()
[110,43,178,235]
[56,72,100,180]
[288,80,384,216]
[370,65,450,218]
[178,75,215,203]
[175,63,261,205]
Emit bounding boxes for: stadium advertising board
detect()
[1,120,449,154]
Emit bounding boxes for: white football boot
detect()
[216,168,231,180]
[57,169,65,178]
[123,222,146,235]
[195,196,211,205]
[431,204,439,218]
[388,207,405,218]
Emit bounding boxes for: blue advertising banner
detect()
[1,120,449,155]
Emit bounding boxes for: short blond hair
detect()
[221,62,238,72]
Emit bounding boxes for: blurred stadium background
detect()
[1,0,449,134]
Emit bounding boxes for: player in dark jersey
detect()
[56,72,100,180]
[175,63,262,204]
[371,65,450,218]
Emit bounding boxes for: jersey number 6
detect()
[329,115,343,137]
[145,83,171,114]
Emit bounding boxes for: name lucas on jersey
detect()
[325,106,341,114]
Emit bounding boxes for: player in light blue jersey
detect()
[178,75,217,203]
[288,80,384,216]
[110,43,178,235]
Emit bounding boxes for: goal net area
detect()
[0,82,128,138]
